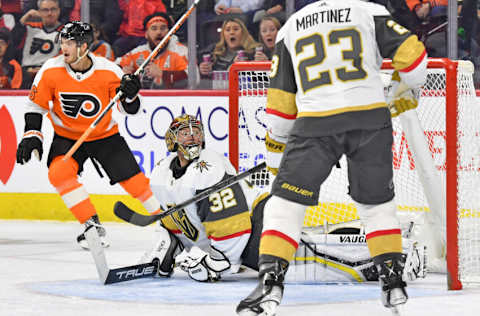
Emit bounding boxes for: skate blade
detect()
[390,304,404,316]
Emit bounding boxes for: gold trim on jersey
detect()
[392,35,425,71]
[296,102,387,117]
[295,256,364,282]
[260,234,297,262]
[266,88,297,116]
[161,216,178,232]
[203,211,251,240]
[366,234,402,257]
[251,192,270,214]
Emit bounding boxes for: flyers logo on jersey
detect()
[60,93,101,118]
[30,37,54,55]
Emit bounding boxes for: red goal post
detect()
[228,59,480,290]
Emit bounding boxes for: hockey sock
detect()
[259,195,306,262]
[356,200,402,257]
[119,172,162,214]
[48,156,96,223]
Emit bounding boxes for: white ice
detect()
[1,220,479,316]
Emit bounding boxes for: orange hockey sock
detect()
[119,172,161,214]
[48,156,96,223]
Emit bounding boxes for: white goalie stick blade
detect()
[84,226,161,284]
[84,225,109,283]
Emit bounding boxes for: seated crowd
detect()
[0,0,478,90]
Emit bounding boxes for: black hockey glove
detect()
[16,131,43,164]
[117,74,141,100]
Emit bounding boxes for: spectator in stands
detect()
[295,0,319,11]
[23,0,122,44]
[254,16,280,61]
[199,18,260,78]
[214,0,264,18]
[119,12,188,89]
[1,0,23,19]
[113,0,166,58]
[162,0,187,42]
[0,2,16,31]
[0,27,23,89]
[405,0,448,57]
[19,0,62,87]
[214,0,265,36]
[90,20,114,61]
[250,0,285,38]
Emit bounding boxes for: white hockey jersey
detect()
[266,0,426,138]
[150,148,258,270]
[21,22,62,67]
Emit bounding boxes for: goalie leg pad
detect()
[140,224,183,277]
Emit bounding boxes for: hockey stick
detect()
[115,162,267,226]
[84,221,160,284]
[62,0,201,161]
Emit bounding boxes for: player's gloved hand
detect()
[387,71,420,118]
[177,247,231,282]
[16,130,43,164]
[265,131,287,175]
[117,74,141,100]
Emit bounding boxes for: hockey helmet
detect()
[165,114,205,160]
[58,21,94,46]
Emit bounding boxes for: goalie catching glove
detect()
[387,71,420,118]
[176,246,231,282]
[265,131,287,175]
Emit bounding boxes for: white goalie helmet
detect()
[165,114,205,160]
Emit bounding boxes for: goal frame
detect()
[228,58,463,290]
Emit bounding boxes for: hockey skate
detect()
[374,253,408,315]
[236,255,289,316]
[77,214,109,250]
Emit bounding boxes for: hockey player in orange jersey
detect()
[16,21,164,250]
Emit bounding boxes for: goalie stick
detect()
[114,162,267,226]
[85,225,162,285]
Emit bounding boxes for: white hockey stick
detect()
[383,73,446,272]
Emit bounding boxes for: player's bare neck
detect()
[178,153,190,168]
[70,56,93,73]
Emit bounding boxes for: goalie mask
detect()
[165,114,205,160]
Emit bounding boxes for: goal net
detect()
[228,59,480,290]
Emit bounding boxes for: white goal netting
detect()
[229,60,480,288]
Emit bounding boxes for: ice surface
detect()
[1,220,479,316]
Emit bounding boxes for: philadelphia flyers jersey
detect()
[267,0,426,137]
[26,53,125,141]
[151,148,259,271]
[21,22,62,67]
